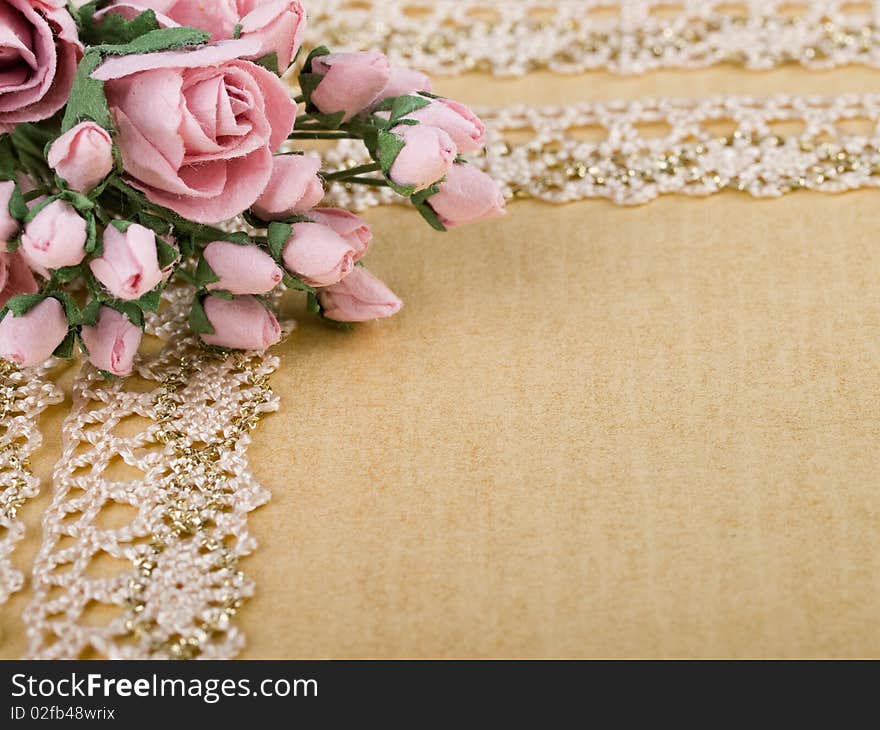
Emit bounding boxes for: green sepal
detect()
[253,52,281,75]
[110,219,133,233]
[233,23,243,39]
[1,293,45,319]
[59,188,95,213]
[7,185,28,221]
[306,291,321,315]
[76,5,161,46]
[156,236,180,269]
[210,289,234,301]
[282,272,315,294]
[23,195,59,224]
[189,295,215,335]
[85,214,99,254]
[374,94,431,124]
[80,298,103,327]
[52,331,77,360]
[136,286,163,312]
[193,256,220,288]
[53,266,82,285]
[267,222,292,261]
[53,290,83,326]
[97,27,211,56]
[104,300,145,329]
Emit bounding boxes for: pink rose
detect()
[310,51,391,122]
[398,99,485,153]
[427,163,506,228]
[204,241,283,295]
[251,155,324,221]
[282,222,355,287]
[0,0,82,125]
[80,306,143,376]
[317,266,402,323]
[307,208,371,261]
[0,251,38,309]
[90,223,164,300]
[102,1,307,72]
[93,40,296,224]
[20,200,87,272]
[1,181,19,243]
[200,294,281,350]
[371,66,432,108]
[388,124,456,193]
[0,296,69,367]
[47,122,115,193]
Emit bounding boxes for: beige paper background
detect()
[2,68,880,658]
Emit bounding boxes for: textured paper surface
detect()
[3,68,880,659]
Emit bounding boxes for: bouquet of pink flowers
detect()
[0,0,504,376]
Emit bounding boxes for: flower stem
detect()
[288,131,359,140]
[323,163,382,181]
[338,176,390,188]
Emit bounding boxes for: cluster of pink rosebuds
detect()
[0,0,504,377]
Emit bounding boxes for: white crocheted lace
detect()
[22,287,289,659]
[0,362,64,603]
[309,0,880,76]
[324,93,880,209]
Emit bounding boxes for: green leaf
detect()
[136,286,163,312]
[83,8,162,46]
[98,27,211,56]
[3,294,45,318]
[189,296,215,335]
[137,211,172,235]
[53,331,77,360]
[0,136,15,181]
[253,52,281,75]
[156,236,180,269]
[282,272,315,294]
[62,50,111,132]
[194,256,220,287]
[267,222,292,261]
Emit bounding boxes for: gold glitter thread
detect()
[23,286,286,659]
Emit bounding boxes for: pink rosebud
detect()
[282,222,355,287]
[238,1,307,72]
[20,200,87,272]
[310,51,391,122]
[251,156,324,221]
[47,122,114,193]
[0,252,39,310]
[307,208,372,261]
[388,124,456,193]
[400,99,485,153]
[1,181,19,243]
[80,306,143,376]
[427,163,506,228]
[0,297,69,367]
[200,294,281,351]
[371,66,432,107]
[204,241,283,295]
[90,223,163,300]
[318,266,402,323]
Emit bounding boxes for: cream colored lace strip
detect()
[309,0,880,76]
[0,362,64,603]
[324,93,880,209]
[22,287,290,659]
